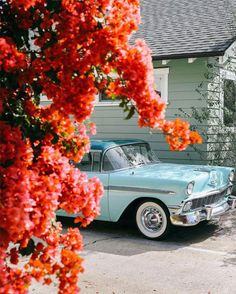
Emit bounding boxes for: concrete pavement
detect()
[29,210,236,294]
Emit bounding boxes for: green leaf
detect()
[45,68,60,84]
[51,133,60,144]
[125,105,135,120]
[119,100,125,108]
[46,0,61,12]
[19,239,35,256]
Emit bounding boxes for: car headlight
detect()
[186,182,194,195]
[229,171,234,183]
[182,201,193,212]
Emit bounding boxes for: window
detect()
[71,153,92,171]
[96,71,121,105]
[153,68,169,103]
[70,152,101,172]
[103,147,130,171]
[95,67,169,105]
[223,79,236,126]
[103,152,116,171]
[92,152,101,171]
[220,68,236,126]
[98,91,121,103]
[99,91,109,102]
[102,143,159,171]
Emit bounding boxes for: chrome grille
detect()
[191,189,227,210]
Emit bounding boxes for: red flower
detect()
[0,38,27,72]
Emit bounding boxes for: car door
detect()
[86,151,110,221]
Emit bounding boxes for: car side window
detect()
[103,152,115,171]
[103,147,130,171]
[71,153,92,171]
[92,152,101,172]
[70,152,101,172]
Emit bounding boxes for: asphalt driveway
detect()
[30,210,236,294]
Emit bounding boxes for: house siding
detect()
[92,58,209,165]
[205,45,236,166]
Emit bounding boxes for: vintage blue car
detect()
[57,139,236,239]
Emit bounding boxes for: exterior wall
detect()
[206,43,236,167]
[92,57,209,165]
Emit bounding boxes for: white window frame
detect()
[95,71,120,106]
[95,67,169,106]
[153,67,169,103]
[220,68,236,127]
[95,92,121,106]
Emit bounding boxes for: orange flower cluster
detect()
[1,0,202,293]
[162,119,202,151]
[0,122,102,292]
[25,227,84,294]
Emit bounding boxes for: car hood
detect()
[129,163,212,180]
[123,163,229,192]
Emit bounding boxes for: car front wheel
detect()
[135,201,171,240]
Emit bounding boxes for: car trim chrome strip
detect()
[104,185,176,195]
[168,205,181,209]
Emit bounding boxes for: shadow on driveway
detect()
[57,210,236,257]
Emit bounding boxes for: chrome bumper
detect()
[170,196,236,226]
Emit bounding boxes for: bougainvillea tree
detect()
[0,0,202,293]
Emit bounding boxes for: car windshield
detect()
[103,143,159,171]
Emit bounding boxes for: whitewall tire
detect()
[135,201,170,240]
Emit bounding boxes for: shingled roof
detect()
[134,0,236,60]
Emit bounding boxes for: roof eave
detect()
[152,50,226,61]
[152,37,236,61]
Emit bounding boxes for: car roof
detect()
[90,139,147,152]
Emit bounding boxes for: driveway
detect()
[30,210,236,294]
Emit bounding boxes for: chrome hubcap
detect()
[141,207,163,232]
